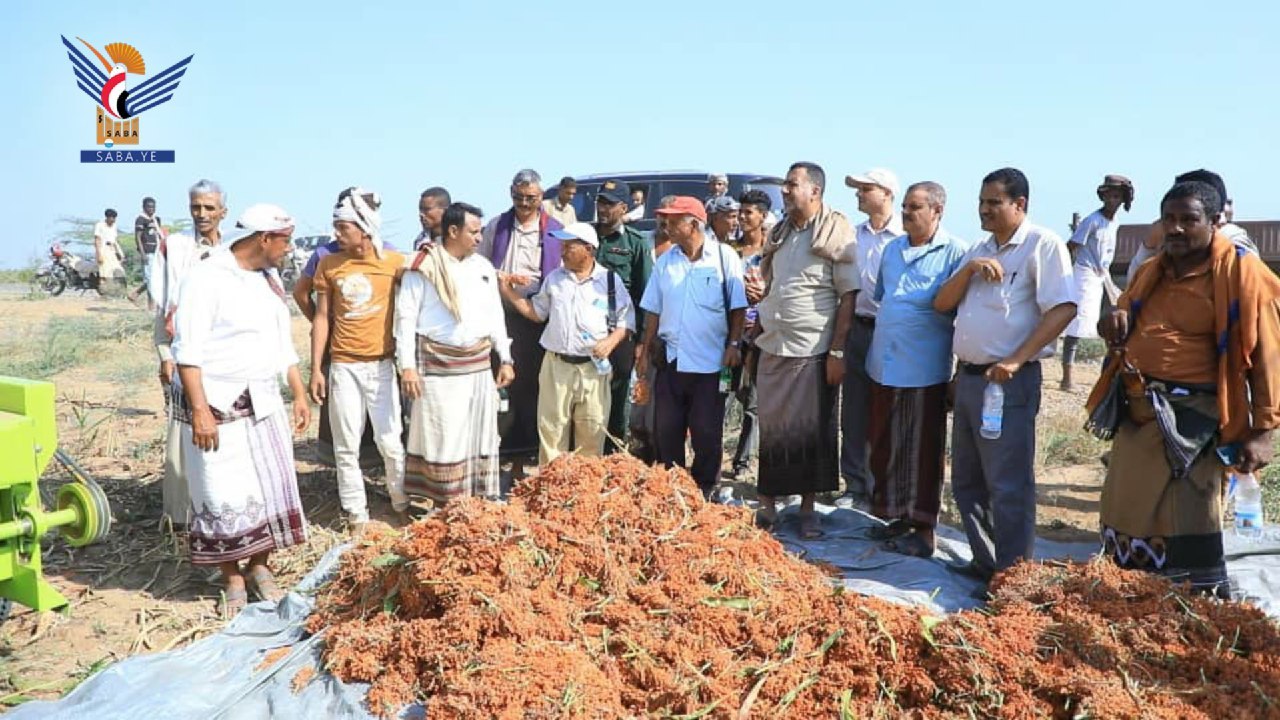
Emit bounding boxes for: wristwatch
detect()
[829,349,845,359]
[727,340,743,349]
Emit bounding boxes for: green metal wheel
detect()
[55,481,112,547]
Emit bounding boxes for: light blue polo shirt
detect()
[640,239,748,374]
[866,229,970,387]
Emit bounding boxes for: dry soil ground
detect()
[0,289,1114,708]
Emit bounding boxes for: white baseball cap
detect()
[223,203,295,245]
[548,222,599,249]
[844,168,900,196]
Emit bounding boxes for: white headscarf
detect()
[333,187,383,257]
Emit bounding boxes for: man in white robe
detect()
[171,203,311,617]
[396,203,514,504]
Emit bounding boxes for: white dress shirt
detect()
[844,214,903,319]
[952,220,1076,365]
[394,252,513,368]
[171,248,298,418]
[530,263,635,356]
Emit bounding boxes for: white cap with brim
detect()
[844,168,900,197]
[548,222,600,249]
[222,203,295,245]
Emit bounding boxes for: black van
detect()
[545,171,785,232]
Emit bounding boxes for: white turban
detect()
[333,187,383,256]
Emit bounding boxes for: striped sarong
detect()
[181,394,307,565]
[405,337,500,504]
[756,352,839,496]
[867,381,948,527]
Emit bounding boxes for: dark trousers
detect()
[726,350,758,472]
[840,319,875,494]
[950,362,1041,573]
[604,335,635,454]
[653,363,725,492]
[496,307,545,459]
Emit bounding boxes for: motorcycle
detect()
[32,244,104,296]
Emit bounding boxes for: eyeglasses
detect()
[511,193,541,204]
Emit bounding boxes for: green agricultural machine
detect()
[0,377,112,622]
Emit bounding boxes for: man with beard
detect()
[592,178,652,452]
[397,203,515,504]
[478,170,564,479]
[1090,180,1280,596]
[753,162,859,538]
[1126,169,1257,286]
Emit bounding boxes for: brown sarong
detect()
[867,381,948,527]
[756,352,838,496]
[1100,392,1228,596]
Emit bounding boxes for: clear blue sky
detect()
[6,0,1278,267]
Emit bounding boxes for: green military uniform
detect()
[595,222,653,453]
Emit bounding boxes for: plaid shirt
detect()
[740,249,765,330]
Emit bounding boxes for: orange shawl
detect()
[1086,232,1280,443]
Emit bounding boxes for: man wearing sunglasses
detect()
[478,169,565,479]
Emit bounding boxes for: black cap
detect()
[597,178,631,205]
[1175,169,1229,203]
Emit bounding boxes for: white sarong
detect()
[182,409,307,565]
[1065,265,1104,339]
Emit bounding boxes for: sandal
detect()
[246,567,286,603]
[866,519,912,541]
[798,514,824,540]
[218,587,249,619]
[880,532,935,558]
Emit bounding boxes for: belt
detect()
[854,315,876,327]
[554,352,593,365]
[957,360,1039,376]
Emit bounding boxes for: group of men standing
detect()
[144,158,1278,615]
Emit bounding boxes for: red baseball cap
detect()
[655,196,707,224]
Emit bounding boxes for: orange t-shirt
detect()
[314,249,405,363]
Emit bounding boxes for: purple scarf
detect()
[488,209,563,280]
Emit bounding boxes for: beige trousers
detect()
[536,353,611,466]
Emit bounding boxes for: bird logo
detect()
[61,36,194,147]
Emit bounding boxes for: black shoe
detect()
[948,560,994,583]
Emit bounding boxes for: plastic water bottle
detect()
[1234,472,1264,539]
[980,382,1004,440]
[581,332,611,375]
[719,367,733,394]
